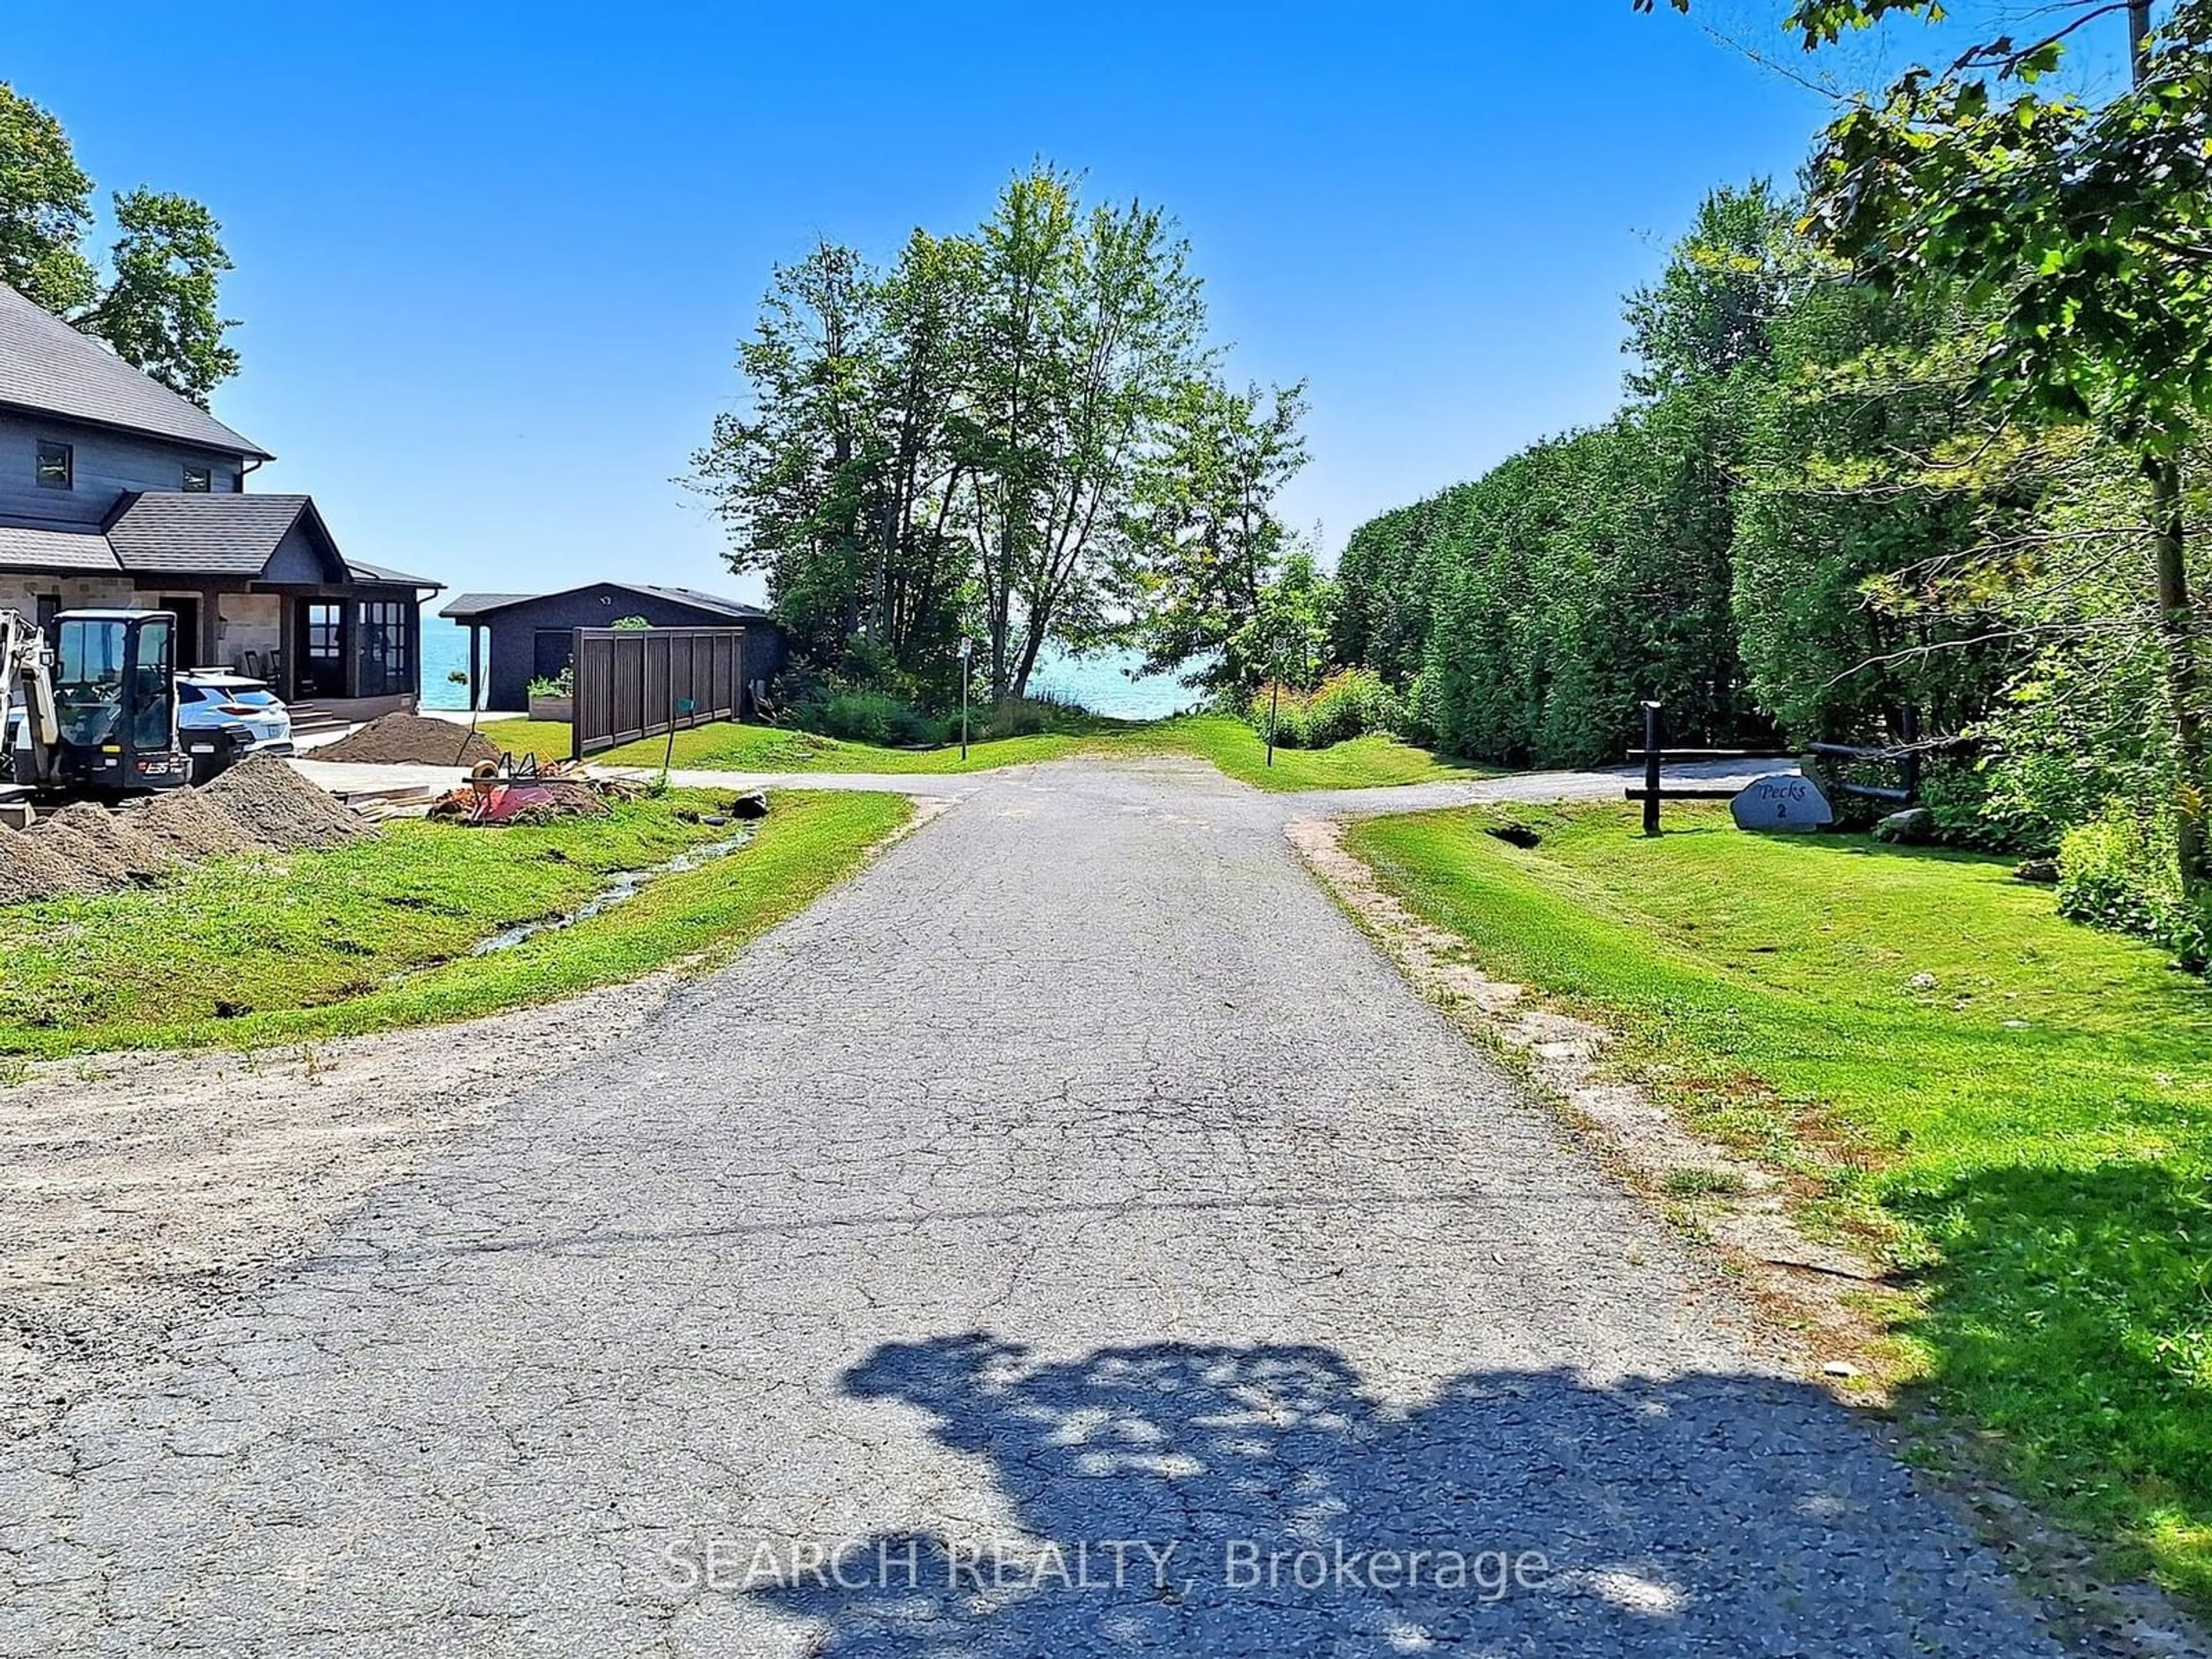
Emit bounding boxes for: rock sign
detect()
[1730,773,1834,833]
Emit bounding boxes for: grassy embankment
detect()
[478,712,1490,793]
[1137,715,1492,791]
[0,789,909,1059]
[1346,801,2212,1607]
[476,715,1101,775]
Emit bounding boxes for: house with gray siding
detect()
[440,582,784,713]
[0,282,440,711]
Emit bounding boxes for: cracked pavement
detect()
[1,756,2065,1656]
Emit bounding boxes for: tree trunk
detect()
[2146,453,2210,885]
[2123,8,2206,889]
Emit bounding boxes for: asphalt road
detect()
[2,756,2062,1657]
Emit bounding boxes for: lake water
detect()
[418,613,1199,721]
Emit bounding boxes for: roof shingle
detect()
[104,493,316,576]
[440,591,539,619]
[0,524,120,573]
[0,283,270,459]
[438,582,769,622]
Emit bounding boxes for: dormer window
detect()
[36,440,71,489]
[182,464,211,493]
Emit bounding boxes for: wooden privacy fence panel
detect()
[570,626,745,760]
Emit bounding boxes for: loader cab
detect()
[48,610,186,793]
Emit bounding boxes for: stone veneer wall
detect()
[215,594,282,671]
[0,575,138,616]
[0,582,282,676]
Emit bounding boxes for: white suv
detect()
[177,673,294,779]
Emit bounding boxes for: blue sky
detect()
[9,1,2054,603]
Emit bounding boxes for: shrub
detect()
[806,687,947,748]
[1244,668,1402,749]
[528,667,573,698]
[1915,755,2041,853]
[2056,804,2210,969]
[981,699,1047,739]
[1304,668,1403,747]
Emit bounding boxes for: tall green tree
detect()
[1335,184,1802,767]
[1645,0,2212,882]
[1113,377,1309,691]
[0,82,239,403]
[1238,546,1336,693]
[689,237,979,691]
[691,243,880,667]
[959,165,1209,699]
[696,165,1245,709]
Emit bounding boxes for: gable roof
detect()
[0,492,441,590]
[438,581,770,623]
[0,283,271,460]
[104,493,330,576]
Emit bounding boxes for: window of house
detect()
[356,600,414,699]
[305,603,343,662]
[35,441,72,490]
[181,464,211,493]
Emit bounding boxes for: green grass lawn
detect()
[477,711,1487,792]
[0,789,909,1059]
[1132,715,1494,792]
[1346,802,2212,1606]
[476,716,1104,774]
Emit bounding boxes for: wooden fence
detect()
[1623,699,1942,834]
[569,626,747,761]
[1622,700,1791,835]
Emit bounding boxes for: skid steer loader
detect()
[1,608,189,797]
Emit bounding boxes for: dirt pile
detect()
[23,816,134,887]
[1,761,379,908]
[43,801,177,881]
[0,824,104,903]
[316,714,498,768]
[135,787,261,861]
[202,755,369,851]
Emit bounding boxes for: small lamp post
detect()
[960,636,974,761]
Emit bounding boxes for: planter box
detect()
[529,694,573,723]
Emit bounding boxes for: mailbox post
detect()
[1641,701,1663,836]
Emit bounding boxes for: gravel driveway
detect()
[1,756,2062,1657]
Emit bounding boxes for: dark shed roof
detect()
[0,283,271,459]
[440,581,770,622]
[440,591,539,619]
[622,584,771,619]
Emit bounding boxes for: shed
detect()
[438,582,785,712]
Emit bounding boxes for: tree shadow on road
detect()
[751,1333,2051,1657]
